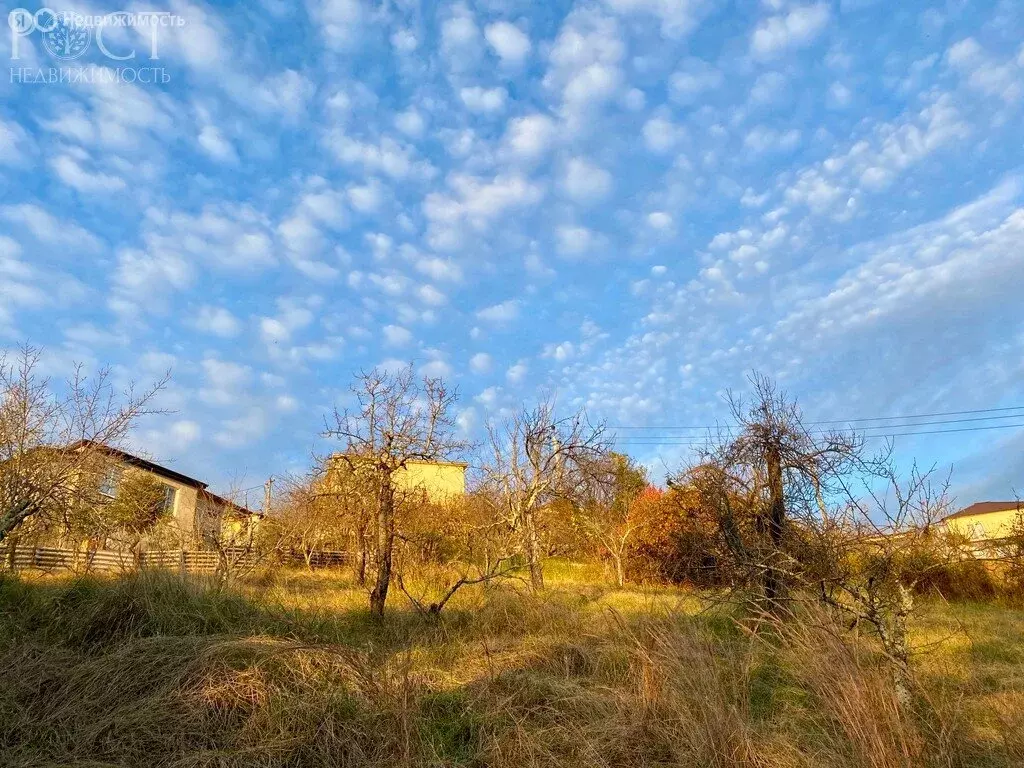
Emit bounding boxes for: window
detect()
[99,466,123,498]
[161,484,177,515]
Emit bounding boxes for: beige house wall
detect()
[395,460,467,502]
[165,479,201,547]
[326,456,467,504]
[943,507,1022,541]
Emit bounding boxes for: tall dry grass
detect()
[0,569,1021,767]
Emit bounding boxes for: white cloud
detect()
[197,125,238,163]
[348,179,384,213]
[424,173,544,250]
[543,341,576,361]
[743,126,801,153]
[137,419,201,455]
[469,352,492,373]
[477,299,520,323]
[110,248,192,317]
[391,28,417,53]
[215,407,268,448]
[503,114,557,161]
[643,116,684,153]
[669,58,723,102]
[776,180,1024,349]
[506,360,528,384]
[647,211,673,230]
[395,109,425,137]
[50,154,126,193]
[421,359,453,378]
[326,132,434,180]
[544,9,625,126]
[142,203,276,272]
[418,284,448,305]
[561,157,612,202]
[441,3,482,72]
[2,203,101,251]
[276,394,299,412]
[383,324,413,346]
[0,119,33,165]
[307,0,365,49]
[946,38,1023,103]
[200,357,251,405]
[416,256,462,282]
[555,225,605,257]
[194,305,241,337]
[259,298,315,346]
[751,3,830,59]
[276,180,349,275]
[168,420,201,450]
[485,21,531,65]
[602,0,708,39]
[828,81,853,108]
[460,86,508,114]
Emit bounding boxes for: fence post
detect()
[32,546,39,569]
[179,549,186,574]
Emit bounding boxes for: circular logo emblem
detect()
[41,13,92,61]
[7,9,34,34]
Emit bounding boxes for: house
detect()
[939,501,1023,542]
[327,454,467,504]
[70,441,255,549]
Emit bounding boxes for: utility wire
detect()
[611,412,1024,439]
[609,405,1024,432]
[613,421,1024,446]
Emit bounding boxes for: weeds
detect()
[1,569,1021,767]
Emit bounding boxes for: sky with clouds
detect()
[1,0,1023,505]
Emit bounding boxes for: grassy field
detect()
[1,564,1022,767]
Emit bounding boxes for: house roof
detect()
[941,501,1022,522]
[69,440,208,490]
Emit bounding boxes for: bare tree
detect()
[0,346,165,549]
[575,452,648,587]
[685,374,861,609]
[198,480,279,586]
[481,400,608,591]
[812,460,957,702]
[323,366,468,617]
[272,470,370,571]
[395,489,522,617]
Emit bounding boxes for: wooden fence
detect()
[4,546,350,575]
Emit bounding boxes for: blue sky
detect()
[2,0,1023,505]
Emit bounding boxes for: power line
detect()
[609,405,1024,432]
[611,412,1024,440]
[613,421,1024,446]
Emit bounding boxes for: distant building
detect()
[69,441,255,549]
[939,501,1022,542]
[327,454,467,504]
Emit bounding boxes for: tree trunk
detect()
[5,531,20,570]
[876,584,915,704]
[0,499,33,547]
[521,506,544,591]
[355,525,368,586]
[369,478,395,617]
[611,551,625,588]
[763,443,786,608]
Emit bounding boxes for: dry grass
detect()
[1,567,1022,767]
